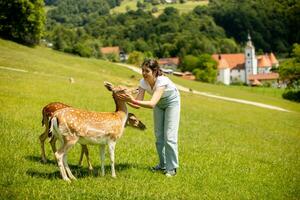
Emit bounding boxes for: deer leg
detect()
[55,145,70,182]
[62,137,78,180]
[100,144,105,176]
[50,136,57,154]
[55,137,77,182]
[108,141,116,178]
[39,130,48,163]
[78,145,84,167]
[82,145,93,171]
[63,154,76,180]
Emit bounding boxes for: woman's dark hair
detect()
[141,58,162,77]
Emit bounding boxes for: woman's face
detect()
[142,66,155,81]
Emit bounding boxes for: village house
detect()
[173,71,196,81]
[100,46,127,62]
[212,35,279,86]
[158,57,196,80]
[158,57,180,71]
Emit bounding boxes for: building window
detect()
[247,53,250,57]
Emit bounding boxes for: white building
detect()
[212,35,279,85]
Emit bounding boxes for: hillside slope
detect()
[110,0,209,15]
[0,39,299,199]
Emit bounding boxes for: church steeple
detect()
[246,32,254,48]
[244,33,257,83]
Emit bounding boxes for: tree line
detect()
[208,0,300,54]
[45,3,240,59]
[2,0,299,55]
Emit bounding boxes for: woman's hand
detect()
[116,93,134,102]
[127,102,140,109]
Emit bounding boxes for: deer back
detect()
[42,102,70,126]
[53,107,128,142]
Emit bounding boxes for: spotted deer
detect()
[39,102,93,170]
[49,82,138,182]
[40,102,146,170]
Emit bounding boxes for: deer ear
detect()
[104,81,114,91]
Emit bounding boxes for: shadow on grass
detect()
[26,166,95,180]
[25,155,56,165]
[26,161,144,180]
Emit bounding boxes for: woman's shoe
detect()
[151,165,166,172]
[165,169,177,177]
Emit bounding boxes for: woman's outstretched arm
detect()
[119,86,165,109]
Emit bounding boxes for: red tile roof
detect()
[257,53,279,68]
[257,55,272,68]
[100,46,120,54]
[158,57,179,66]
[248,73,279,81]
[212,54,245,70]
[217,58,230,69]
[269,52,278,65]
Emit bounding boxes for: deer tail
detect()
[48,116,58,138]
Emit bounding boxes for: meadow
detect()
[110,0,208,16]
[0,39,299,199]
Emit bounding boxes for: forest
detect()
[42,0,300,58]
[1,0,299,58]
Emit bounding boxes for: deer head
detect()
[126,113,146,130]
[104,81,138,94]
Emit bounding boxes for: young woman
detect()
[117,59,181,177]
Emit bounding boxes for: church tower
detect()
[244,34,257,84]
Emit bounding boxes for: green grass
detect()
[0,39,300,199]
[169,75,300,113]
[110,0,208,16]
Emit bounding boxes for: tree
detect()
[137,1,146,9]
[0,0,45,45]
[46,0,110,27]
[127,51,145,66]
[180,54,217,83]
[73,42,93,57]
[193,54,218,83]
[180,55,198,72]
[279,43,300,102]
[51,25,76,52]
[208,0,294,53]
[218,38,240,53]
[279,44,300,88]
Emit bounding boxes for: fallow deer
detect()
[49,82,138,182]
[39,102,93,170]
[40,102,146,170]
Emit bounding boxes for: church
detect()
[212,35,279,85]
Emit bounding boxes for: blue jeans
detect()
[153,89,180,171]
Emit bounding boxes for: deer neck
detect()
[113,95,128,118]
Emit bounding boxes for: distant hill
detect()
[110,0,209,16]
[44,0,209,16]
[43,0,299,59]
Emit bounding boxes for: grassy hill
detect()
[110,0,209,16]
[0,39,299,199]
